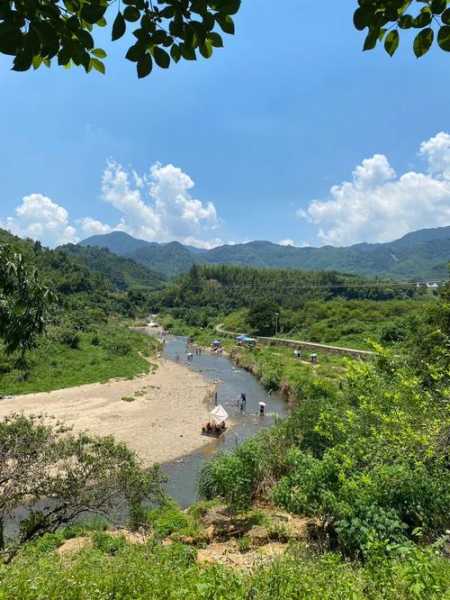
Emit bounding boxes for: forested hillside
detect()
[81,232,195,277]
[155,264,425,316]
[0,228,164,318]
[153,264,432,348]
[81,226,450,280]
[0,229,159,394]
[59,244,166,291]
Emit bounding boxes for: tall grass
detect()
[0,531,448,599]
[0,324,159,395]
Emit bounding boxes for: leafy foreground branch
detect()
[2,1,450,79]
[0,0,241,77]
[0,414,164,557]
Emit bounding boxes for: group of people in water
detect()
[202,420,227,436]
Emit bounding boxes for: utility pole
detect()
[274,312,279,337]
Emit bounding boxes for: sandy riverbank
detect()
[0,358,215,466]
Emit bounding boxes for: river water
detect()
[160,336,289,507]
[4,335,289,540]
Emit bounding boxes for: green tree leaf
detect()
[124,6,140,23]
[431,0,447,14]
[153,46,170,68]
[363,29,379,51]
[137,53,152,77]
[353,7,369,31]
[215,14,235,35]
[207,32,223,47]
[200,39,213,58]
[170,44,181,63]
[437,25,450,50]
[213,0,241,16]
[112,12,126,41]
[80,3,107,25]
[398,15,413,29]
[90,57,105,74]
[92,48,107,59]
[414,28,434,57]
[384,30,399,56]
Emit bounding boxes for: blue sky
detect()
[1,0,450,249]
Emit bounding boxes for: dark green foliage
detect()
[354,0,450,58]
[58,329,81,349]
[200,293,450,559]
[247,300,279,336]
[0,414,164,553]
[0,228,159,321]
[0,0,240,77]
[0,244,55,359]
[59,244,166,291]
[406,278,450,393]
[275,298,425,349]
[158,264,417,315]
[3,1,450,82]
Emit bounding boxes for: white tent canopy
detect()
[210,405,229,424]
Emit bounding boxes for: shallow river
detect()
[4,335,289,539]
[160,336,289,506]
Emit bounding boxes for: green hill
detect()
[80,226,450,280]
[0,228,163,322]
[58,244,166,291]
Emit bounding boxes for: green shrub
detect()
[107,341,131,356]
[90,334,101,346]
[58,330,80,349]
[92,531,127,555]
[147,501,193,538]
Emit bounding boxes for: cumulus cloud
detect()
[419,131,450,178]
[298,132,450,246]
[101,161,219,246]
[1,162,222,249]
[77,217,113,237]
[279,239,296,246]
[1,194,79,246]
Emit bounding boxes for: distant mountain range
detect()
[79,226,450,280]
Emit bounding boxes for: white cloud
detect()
[101,161,219,247]
[78,217,112,237]
[1,162,222,249]
[1,194,79,246]
[182,236,223,249]
[279,239,296,246]
[298,132,450,246]
[419,131,450,178]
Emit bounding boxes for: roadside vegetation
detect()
[154,264,435,351]
[221,298,429,350]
